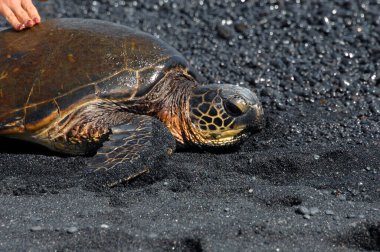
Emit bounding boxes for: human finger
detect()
[21,0,40,24]
[8,2,34,27]
[1,6,25,30]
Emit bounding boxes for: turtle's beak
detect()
[220,85,264,133]
[233,104,263,133]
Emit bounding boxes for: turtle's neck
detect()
[151,71,198,146]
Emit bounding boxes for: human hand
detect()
[0,0,41,31]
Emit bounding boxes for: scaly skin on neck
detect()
[144,71,200,146]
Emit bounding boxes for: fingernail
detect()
[33,18,40,24]
[26,20,34,27]
[17,23,26,31]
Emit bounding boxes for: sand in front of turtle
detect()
[0,0,379,251]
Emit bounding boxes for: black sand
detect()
[0,0,379,251]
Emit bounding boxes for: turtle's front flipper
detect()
[86,115,176,187]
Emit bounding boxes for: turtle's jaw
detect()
[189,127,246,147]
[187,116,259,148]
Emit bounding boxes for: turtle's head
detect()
[185,84,263,147]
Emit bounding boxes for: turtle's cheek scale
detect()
[187,93,244,147]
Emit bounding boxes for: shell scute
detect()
[0,110,24,134]
[97,70,137,100]
[25,101,59,132]
[56,85,97,114]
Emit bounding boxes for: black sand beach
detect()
[0,0,379,251]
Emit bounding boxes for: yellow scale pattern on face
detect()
[191,89,235,133]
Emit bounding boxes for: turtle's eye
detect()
[224,100,242,117]
[223,98,248,117]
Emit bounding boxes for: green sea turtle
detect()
[0,18,263,186]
